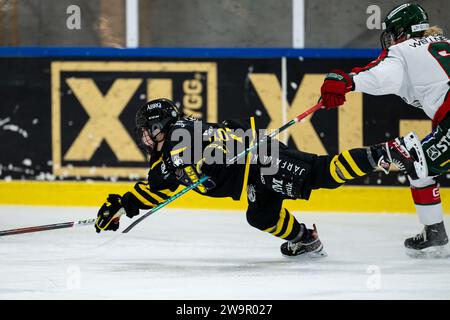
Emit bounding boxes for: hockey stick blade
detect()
[0,218,96,237]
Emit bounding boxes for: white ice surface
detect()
[0,205,449,300]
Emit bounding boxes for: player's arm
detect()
[320,48,404,109]
[124,181,177,213]
[351,48,404,96]
[95,173,178,233]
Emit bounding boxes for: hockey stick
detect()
[122,101,323,233]
[0,102,322,237]
[0,217,97,237]
[0,208,128,237]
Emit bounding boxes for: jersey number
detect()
[429,42,450,77]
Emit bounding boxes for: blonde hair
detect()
[423,26,444,36]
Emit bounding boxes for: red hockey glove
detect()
[320,69,353,110]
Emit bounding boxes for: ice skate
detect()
[281,224,327,258]
[376,131,428,180]
[405,222,449,258]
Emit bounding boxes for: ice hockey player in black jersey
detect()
[95,98,427,258]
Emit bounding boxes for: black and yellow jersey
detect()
[124,116,256,212]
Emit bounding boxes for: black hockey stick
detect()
[122,101,324,233]
[0,218,97,237]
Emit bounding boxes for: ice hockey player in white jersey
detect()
[319,3,449,257]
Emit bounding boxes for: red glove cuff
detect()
[326,69,353,92]
[320,70,353,109]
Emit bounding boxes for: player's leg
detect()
[245,184,326,257]
[251,131,425,200]
[301,132,426,191]
[308,147,376,190]
[421,113,450,175]
[244,131,426,257]
[404,176,448,256]
[404,114,450,256]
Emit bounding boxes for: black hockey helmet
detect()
[135,98,181,155]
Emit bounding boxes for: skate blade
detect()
[404,131,428,179]
[405,245,450,259]
[282,249,328,259]
[307,249,328,258]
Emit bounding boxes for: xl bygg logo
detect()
[51,61,217,178]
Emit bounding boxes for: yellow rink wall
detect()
[0,181,449,214]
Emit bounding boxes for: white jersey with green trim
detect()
[353,34,450,119]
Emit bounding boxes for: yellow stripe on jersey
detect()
[155,188,175,198]
[239,117,256,200]
[170,147,187,156]
[330,155,345,183]
[150,156,163,170]
[342,150,365,176]
[137,183,166,203]
[130,187,155,207]
[335,159,353,180]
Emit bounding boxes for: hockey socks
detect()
[411,182,443,225]
[406,178,448,255]
[261,207,326,257]
[329,148,373,184]
[262,208,304,242]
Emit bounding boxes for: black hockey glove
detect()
[95,194,123,233]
